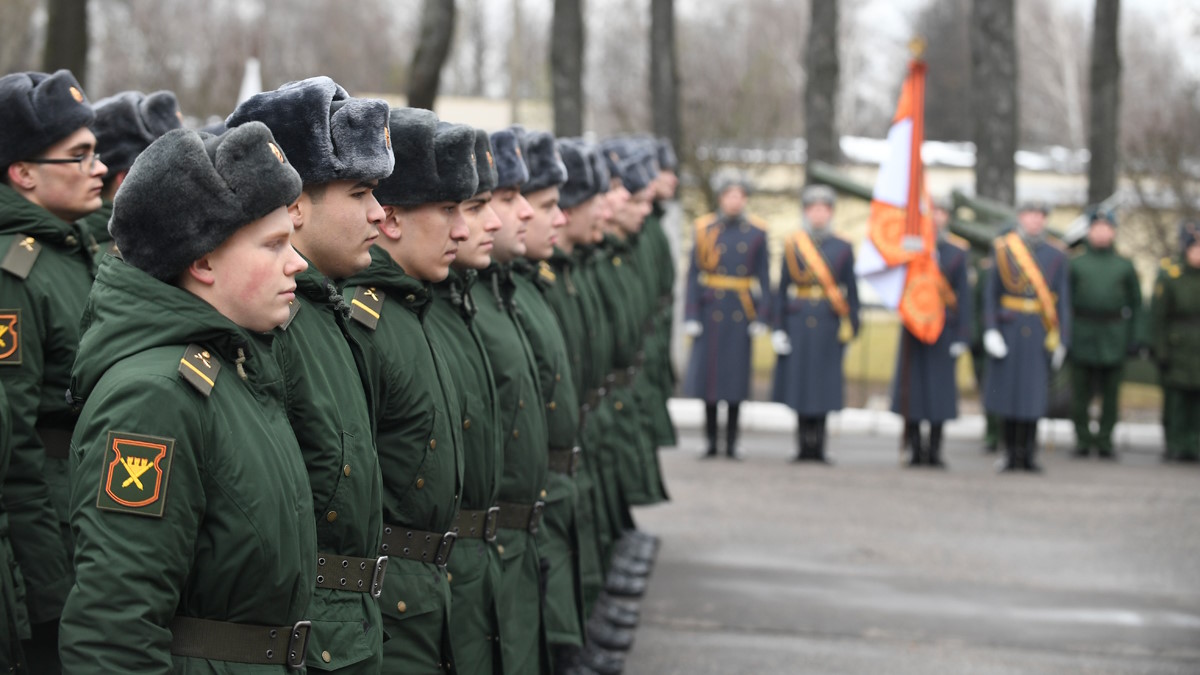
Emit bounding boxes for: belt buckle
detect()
[434,531,457,567]
[528,501,546,535]
[286,620,311,671]
[569,447,582,477]
[484,506,500,542]
[371,556,388,599]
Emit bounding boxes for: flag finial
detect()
[908,37,927,59]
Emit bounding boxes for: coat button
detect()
[732,311,744,322]
[737,242,748,253]
[463,418,471,430]
[416,478,425,489]
[555,373,562,382]
[737,265,748,275]
[326,511,338,523]
[518,399,525,409]
[512,430,520,439]
[548,401,557,411]
[322,651,332,663]
[806,316,818,328]
[447,572,453,582]
[497,545,505,555]
[1021,326,1032,337]
[397,601,407,613]
[614,401,624,411]
[343,465,351,477]
[540,489,548,498]
[406,294,417,303]
[429,438,437,450]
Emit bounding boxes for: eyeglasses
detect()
[26,151,102,174]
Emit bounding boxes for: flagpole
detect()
[898,37,927,465]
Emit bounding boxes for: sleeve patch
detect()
[96,431,176,518]
[0,309,21,365]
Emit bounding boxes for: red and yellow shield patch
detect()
[96,432,175,518]
[0,310,20,365]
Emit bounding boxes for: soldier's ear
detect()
[378,205,403,242]
[6,162,37,191]
[288,196,306,231]
[183,255,217,287]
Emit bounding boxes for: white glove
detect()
[948,342,968,358]
[983,329,1008,359]
[1051,344,1067,371]
[772,330,792,355]
[748,320,768,337]
[684,320,703,337]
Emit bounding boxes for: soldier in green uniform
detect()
[61,122,318,672]
[0,69,106,673]
[424,128,506,675]
[0,378,28,673]
[85,89,183,262]
[1068,208,1143,459]
[342,108,476,674]
[226,78,391,674]
[1150,220,1200,462]
[478,128,552,675]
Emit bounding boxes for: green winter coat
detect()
[0,183,92,628]
[1151,258,1200,390]
[474,262,549,675]
[274,256,385,673]
[425,268,505,675]
[61,256,316,674]
[343,246,463,674]
[1069,245,1143,366]
[1,378,30,673]
[80,199,117,267]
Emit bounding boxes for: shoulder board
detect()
[280,298,300,331]
[946,234,969,250]
[746,215,769,231]
[178,344,220,397]
[0,235,42,280]
[348,286,385,330]
[694,212,718,229]
[1169,264,1182,279]
[1161,257,1174,270]
[538,261,557,283]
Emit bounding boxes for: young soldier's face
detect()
[1087,221,1115,249]
[805,203,833,230]
[1186,243,1200,269]
[932,206,950,231]
[656,169,679,200]
[199,206,308,332]
[718,186,747,217]
[621,187,653,234]
[390,202,469,282]
[10,127,107,222]
[603,181,631,237]
[489,187,532,264]
[454,192,502,270]
[291,179,383,279]
[1017,209,1047,238]
[523,186,566,261]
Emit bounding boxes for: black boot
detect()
[905,421,924,466]
[793,416,811,461]
[1023,420,1043,472]
[726,402,741,459]
[928,423,946,468]
[1000,419,1020,472]
[702,402,718,458]
[586,615,636,651]
[813,416,832,464]
[577,642,626,675]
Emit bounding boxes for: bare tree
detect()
[916,0,973,142]
[551,0,585,136]
[44,0,89,85]
[970,0,1017,204]
[0,0,43,76]
[1087,0,1121,205]
[805,0,840,170]
[408,0,457,110]
[650,0,681,152]
[1017,2,1088,149]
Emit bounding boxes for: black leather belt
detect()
[37,427,72,459]
[451,507,499,542]
[315,553,387,598]
[548,447,582,477]
[170,616,310,671]
[380,524,456,567]
[1075,308,1124,322]
[495,501,545,534]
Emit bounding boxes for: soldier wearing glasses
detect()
[0,69,107,673]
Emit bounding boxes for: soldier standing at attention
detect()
[85,90,183,262]
[61,122,317,672]
[226,77,391,673]
[0,379,24,672]
[342,109,477,674]
[683,173,771,459]
[982,201,1071,473]
[1068,207,1143,459]
[890,198,972,467]
[0,69,106,673]
[1150,220,1200,463]
[770,185,860,464]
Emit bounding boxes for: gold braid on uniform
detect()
[995,240,1032,295]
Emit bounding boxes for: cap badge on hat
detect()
[609,151,619,163]
[470,151,477,166]
[486,151,494,168]
[384,125,391,149]
[175,110,184,123]
[268,142,285,163]
[69,86,84,103]
[515,147,523,159]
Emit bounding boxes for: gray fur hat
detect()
[1086,205,1118,228]
[519,130,568,195]
[473,128,498,195]
[374,109,477,207]
[490,129,529,190]
[110,122,303,282]
[557,139,598,209]
[710,168,753,196]
[226,76,393,185]
[599,139,628,179]
[91,90,184,174]
[657,138,679,171]
[1017,199,1051,215]
[617,149,656,194]
[589,143,611,194]
[0,69,94,171]
[801,184,837,208]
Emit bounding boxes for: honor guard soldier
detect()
[1150,220,1200,462]
[683,171,771,459]
[479,128,552,675]
[1068,207,1143,459]
[85,90,183,262]
[342,109,477,674]
[0,69,107,673]
[770,184,861,463]
[227,78,390,673]
[61,122,318,673]
[889,197,972,467]
[982,200,1071,472]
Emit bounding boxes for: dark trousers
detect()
[1163,386,1200,460]
[704,401,741,456]
[1071,363,1122,454]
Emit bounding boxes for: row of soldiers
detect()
[684,176,1200,470]
[0,69,680,675]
